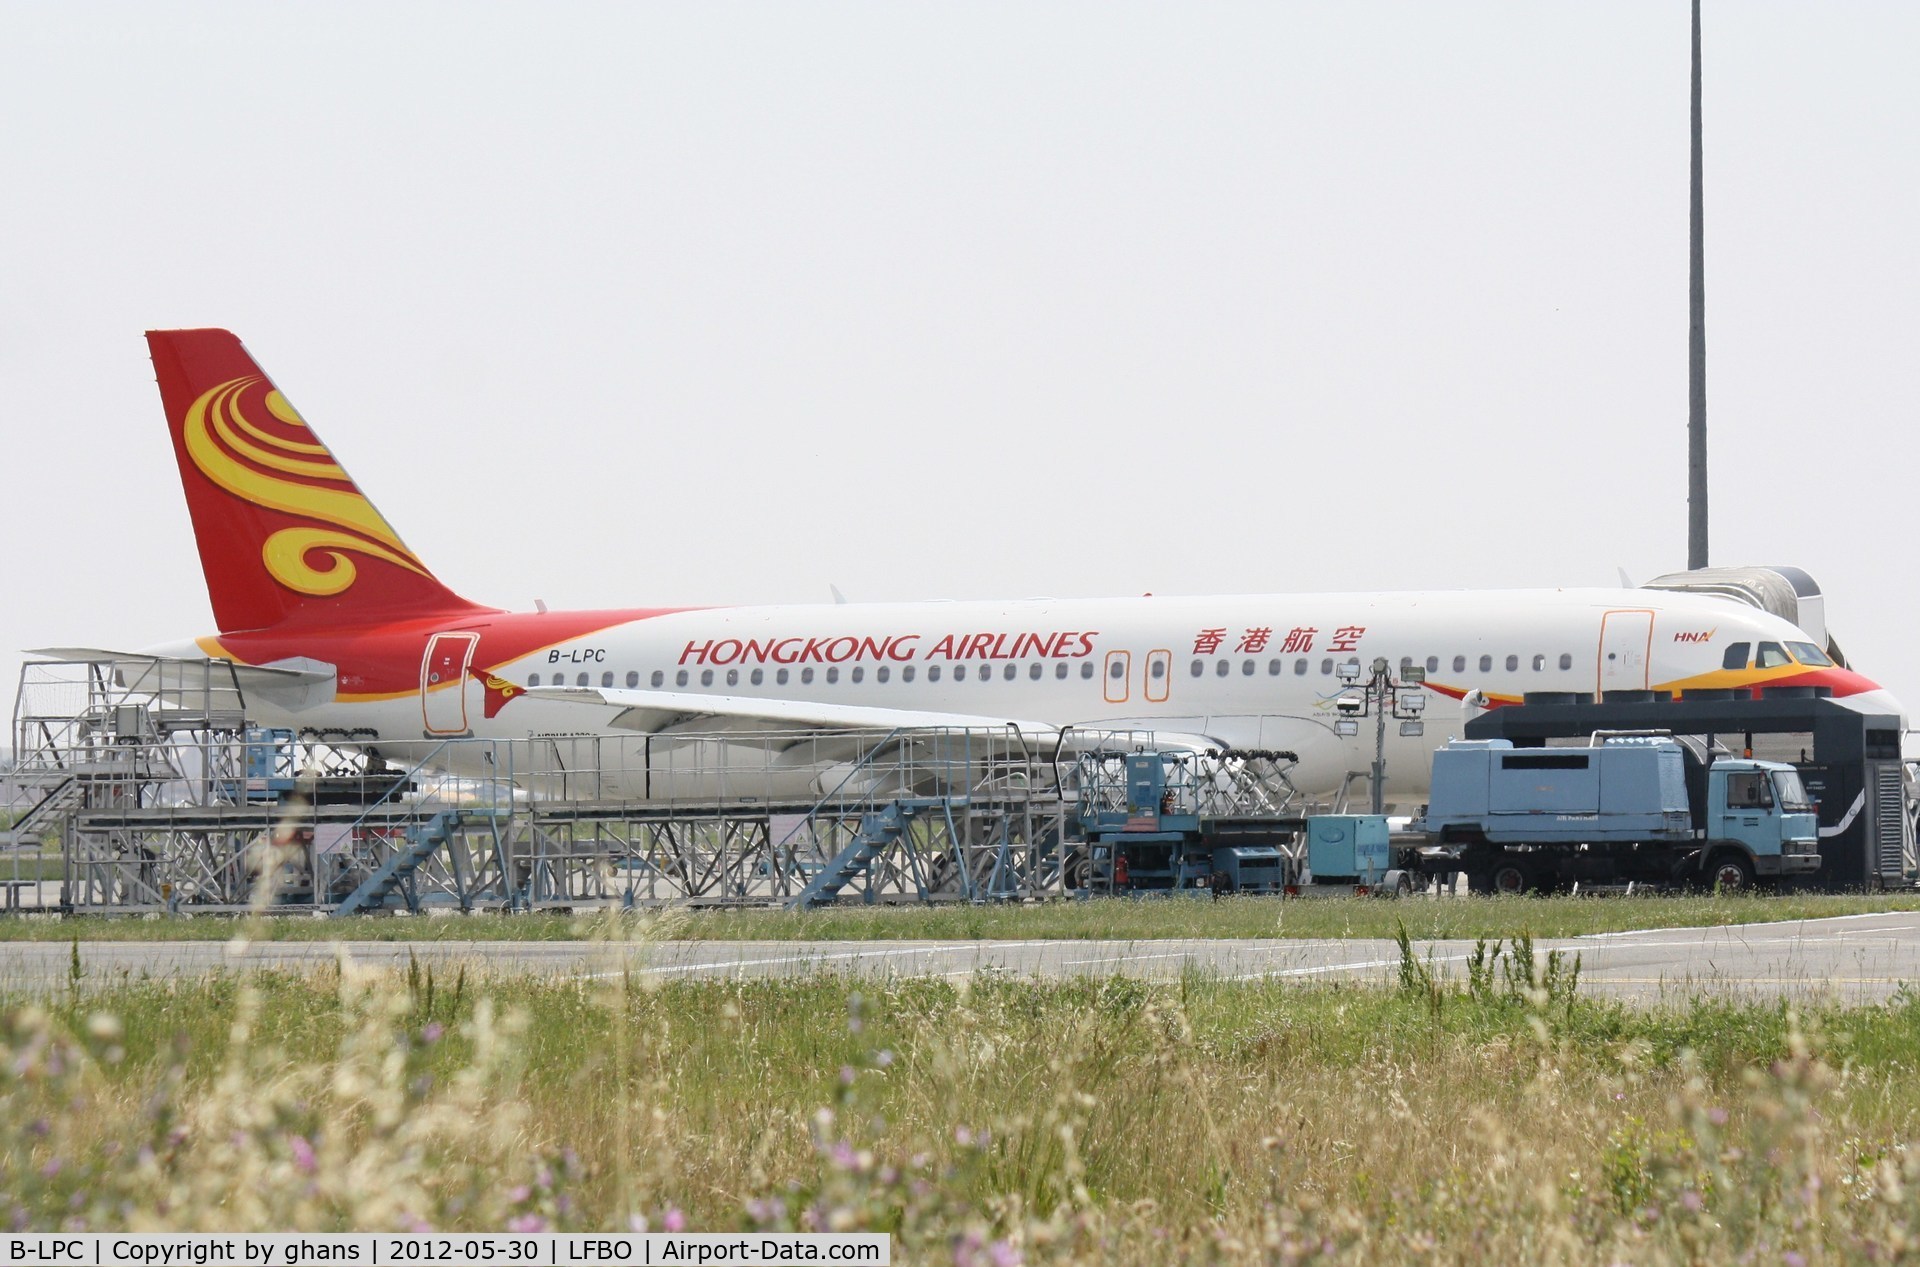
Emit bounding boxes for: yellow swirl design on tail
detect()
[183,377,429,595]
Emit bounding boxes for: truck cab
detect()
[1704,758,1821,885]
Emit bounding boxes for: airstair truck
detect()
[1417,736,1821,894]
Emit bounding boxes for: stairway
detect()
[0,773,83,851]
[334,809,492,916]
[788,800,933,910]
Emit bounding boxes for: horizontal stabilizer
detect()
[28,648,337,710]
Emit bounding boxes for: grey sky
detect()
[2,2,1915,724]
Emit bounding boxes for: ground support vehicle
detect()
[1076,751,1295,894]
[1415,736,1820,894]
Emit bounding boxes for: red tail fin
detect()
[147,329,491,633]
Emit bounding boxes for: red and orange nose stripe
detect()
[1656,664,1880,699]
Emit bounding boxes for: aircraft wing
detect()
[526,685,1226,753]
[27,648,337,710]
[528,685,1060,737]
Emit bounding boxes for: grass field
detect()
[2,892,1919,942]
[6,944,1920,1262]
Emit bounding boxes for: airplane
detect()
[41,328,1905,803]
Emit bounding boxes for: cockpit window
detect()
[1721,642,1750,671]
[1756,642,1791,669]
[1786,641,1833,668]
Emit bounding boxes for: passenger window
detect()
[1558,653,1572,670]
[1531,655,1545,672]
[577,672,590,687]
[626,671,640,688]
[1503,655,1518,672]
[1425,656,1439,673]
[1268,659,1282,676]
[849,667,862,683]
[826,667,840,684]
[1722,642,1751,671]
[751,668,765,686]
[1190,659,1205,678]
[876,666,889,683]
[1215,660,1229,677]
[529,673,541,687]
[1321,658,1333,675]
[1029,662,1043,680]
[699,670,712,687]
[1477,655,1491,673]
[1054,662,1068,679]
[902,666,916,682]
[675,669,689,687]
[650,670,664,688]
[954,665,967,681]
[1080,662,1094,679]
[927,665,941,682]
[776,668,790,685]
[1242,659,1255,676]
[726,668,739,686]
[1400,657,1414,676]
[1294,659,1308,676]
[1003,663,1015,681]
[1152,659,1168,679]
[1756,642,1790,669]
[1110,660,1126,679]
[602,671,614,688]
[801,667,815,684]
[1453,656,1466,673]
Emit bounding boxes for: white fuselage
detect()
[182,587,1902,803]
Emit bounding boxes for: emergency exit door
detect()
[1597,609,1655,694]
[421,632,480,735]
[1144,649,1171,703]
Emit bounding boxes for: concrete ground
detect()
[1,910,1917,1002]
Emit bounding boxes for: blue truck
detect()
[1415,736,1822,893]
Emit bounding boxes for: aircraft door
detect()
[1103,650,1131,704]
[1144,649,1171,703]
[421,632,480,736]
[1597,609,1655,694]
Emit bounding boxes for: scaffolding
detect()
[1,659,1124,914]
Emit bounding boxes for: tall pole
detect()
[1370,659,1389,815]
[1688,0,1709,570]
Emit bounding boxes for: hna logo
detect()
[1671,629,1717,644]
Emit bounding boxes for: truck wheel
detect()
[1490,861,1533,896]
[1374,869,1414,898]
[1705,850,1755,894]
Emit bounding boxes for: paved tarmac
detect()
[2,910,1918,1002]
